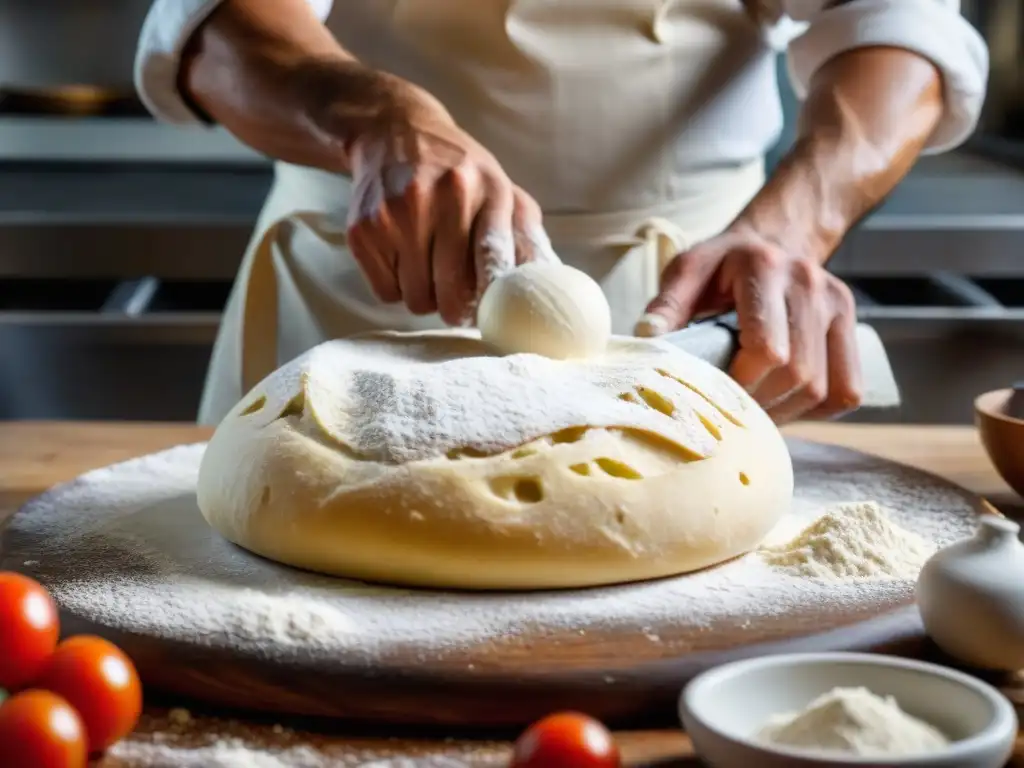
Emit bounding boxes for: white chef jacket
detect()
[136,0,988,179]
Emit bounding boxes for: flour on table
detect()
[757,686,949,756]
[111,740,327,768]
[111,740,484,768]
[758,501,936,580]
[108,712,505,767]
[1,440,979,667]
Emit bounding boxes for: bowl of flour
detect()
[679,652,1016,767]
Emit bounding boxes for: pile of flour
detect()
[758,501,937,580]
[758,686,950,756]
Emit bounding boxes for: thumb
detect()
[634,245,724,337]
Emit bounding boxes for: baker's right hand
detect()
[346,93,550,326]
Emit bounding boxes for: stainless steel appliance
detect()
[960,1,1024,169]
[963,0,1024,140]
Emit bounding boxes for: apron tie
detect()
[631,217,695,338]
[635,216,694,274]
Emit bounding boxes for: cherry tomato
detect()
[36,636,142,754]
[0,689,88,768]
[0,572,60,690]
[511,712,621,768]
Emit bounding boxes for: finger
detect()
[728,258,790,392]
[753,268,824,408]
[636,244,724,336]
[763,296,829,424]
[432,168,480,326]
[348,223,401,303]
[804,295,863,420]
[511,191,554,265]
[390,175,438,315]
[347,173,402,303]
[472,185,516,297]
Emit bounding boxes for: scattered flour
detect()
[757,686,950,756]
[758,501,937,580]
[111,739,328,768]
[0,441,979,670]
[112,741,482,767]
[111,739,478,767]
[107,713,504,767]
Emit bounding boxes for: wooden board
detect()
[0,438,988,728]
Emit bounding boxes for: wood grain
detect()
[0,420,1020,766]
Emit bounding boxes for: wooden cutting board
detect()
[0,437,987,728]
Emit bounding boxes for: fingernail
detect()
[635,313,670,337]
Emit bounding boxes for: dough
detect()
[197,330,793,590]
[477,261,612,359]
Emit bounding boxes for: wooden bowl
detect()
[975,388,1024,498]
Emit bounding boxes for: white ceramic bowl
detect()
[679,652,1017,768]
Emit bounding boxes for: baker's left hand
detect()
[637,225,862,424]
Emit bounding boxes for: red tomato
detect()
[36,636,142,754]
[0,572,60,690]
[0,689,88,768]
[511,712,621,768]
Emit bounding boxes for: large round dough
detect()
[197,330,793,590]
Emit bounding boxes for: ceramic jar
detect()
[917,515,1024,671]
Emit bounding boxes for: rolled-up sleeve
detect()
[134,0,335,124]
[782,0,989,153]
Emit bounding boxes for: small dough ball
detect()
[477,261,612,359]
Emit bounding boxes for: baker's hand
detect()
[637,226,862,424]
[346,93,551,326]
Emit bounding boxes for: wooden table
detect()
[0,421,1022,767]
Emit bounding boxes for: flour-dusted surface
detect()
[2,439,981,666]
[106,710,508,767]
[758,501,938,580]
[246,330,752,465]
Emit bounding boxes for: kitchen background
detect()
[0,1,1020,424]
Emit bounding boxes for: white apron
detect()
[198,0,771,425]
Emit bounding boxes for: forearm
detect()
[179,0,446,173]
[732,46,944,263]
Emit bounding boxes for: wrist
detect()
[733,46,944,267]
[728,135,867,265]
[297,62,455,166]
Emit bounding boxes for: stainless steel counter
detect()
[0,165,269,279]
